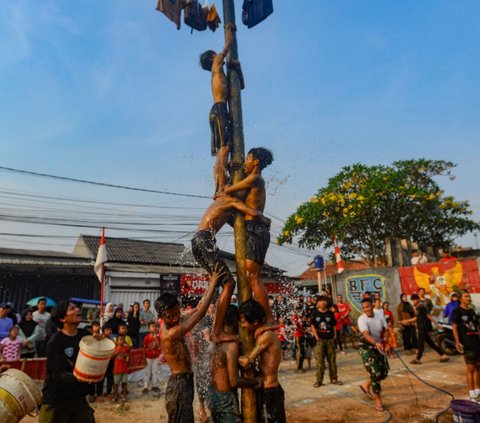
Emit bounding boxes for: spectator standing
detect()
[373,299,385,320]
[18,309,40,358]
[397,294,417,353]
[403,294,449,365]
[0,303,14,342]
[443,293,460,324]
[5,302,19,325]
[277,316,288,360]
[106,307,125,336]
[112,330,130,403]
[411,249,428,265]
[127,302,141,347]
[142,323,162,394]
[336,294,353,339]
[273,294,288,320]
[38,300,95,423]
[311,296,342,387]
[33,297,51,357]
[102,324,115,398]
[100,303,114,329]
[292,308,306,373]
[452,291,480,402]
[331,304,344,354]
[139,299,156,346]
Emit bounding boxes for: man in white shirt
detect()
[411,249,428,266]
[33,297,51,357]
[357,298,389,412]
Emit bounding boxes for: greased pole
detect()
[222,1,256,421]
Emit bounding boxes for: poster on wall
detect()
[160,274,180,295]
[345,274,385,313]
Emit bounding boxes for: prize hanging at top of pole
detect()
[155,0,274,32]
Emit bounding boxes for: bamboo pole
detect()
[221,1,256,421]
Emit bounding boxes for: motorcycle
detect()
[435,322,458,356]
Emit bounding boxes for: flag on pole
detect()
[94,227,108,282]
[333,236,345,274]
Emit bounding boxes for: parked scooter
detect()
[436,322,458,356]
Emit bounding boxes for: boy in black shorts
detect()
[191,194,270,343]
[200,23,237,195]
[452,290,480,402]
[218,147,274,322]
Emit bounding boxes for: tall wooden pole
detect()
[222,1,256,422]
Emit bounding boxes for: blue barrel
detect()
[313,255,324,270]
[451,400,480,423]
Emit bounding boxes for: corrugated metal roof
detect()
[75,235,197,266]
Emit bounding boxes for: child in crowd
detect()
[143,323,162,394]
[0,326,27,361]
[112,322,130,403]
[277,316,288,360]
[102,324,115,398]
[88,321,104,402]
[332,304,344,354]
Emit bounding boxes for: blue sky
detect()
[0,1,479,275]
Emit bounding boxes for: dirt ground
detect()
[23,348,469,423]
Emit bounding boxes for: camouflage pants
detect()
[358,345,389,394]
[314,338,337,384]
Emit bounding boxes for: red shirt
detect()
[337,302,351,326]
[292,315,305,338]
[113,345,130,374]
[384,309,394,326]
[333,312,342,332]
[143,333,162,359]
[277,323,286,342]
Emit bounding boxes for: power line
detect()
[0,166,211,199]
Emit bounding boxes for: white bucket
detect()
[0,368,42,423]
[74,336,115,383]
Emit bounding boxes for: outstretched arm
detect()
[217,23,235,61]
[180,266,223,335]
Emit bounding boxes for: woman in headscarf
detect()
[127,302,141,347]
[100,302,114,329]
[106,307,125,336]
[18,308,40,358]
[397,293,417,353]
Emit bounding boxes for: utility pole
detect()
[222,1,257,421]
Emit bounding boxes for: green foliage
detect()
[278,159,479,262]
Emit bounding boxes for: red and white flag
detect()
[333,236,345,274]
[94,227,108,282]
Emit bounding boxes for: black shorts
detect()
[246,220,270,265]
[191,230,231,286]
[463,347,480,365]
[165,373,194,423]
[209,102,232,156]
[257,385,286,423]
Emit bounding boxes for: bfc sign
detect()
[345,274,385,313]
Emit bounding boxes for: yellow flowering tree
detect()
[278,159,479,262]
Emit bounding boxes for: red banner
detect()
[400,258,480,295]
[181,274,210,295]
[128,348,146,373]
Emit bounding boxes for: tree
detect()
[278,159,479,264]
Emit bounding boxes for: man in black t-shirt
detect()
[39,300,96,423]
[401,294,449,365]
[452,290,480,402]
[310,296,342,387]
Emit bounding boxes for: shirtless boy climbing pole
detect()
[219,147,274,322]
[191,194,270,343]
[200,23,237,194]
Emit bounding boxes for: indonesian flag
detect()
[333,236,345,274]
[94,227,108,283]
